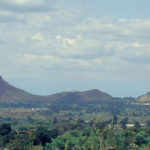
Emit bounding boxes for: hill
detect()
[137,92,150,102]
[0,76,112,104]
[0,76,46,103]
[48,89,112,103]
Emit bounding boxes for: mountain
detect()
[137,92,150,102]
[48,89,112,103]
[0,76,46,103]
[0,76,112,104]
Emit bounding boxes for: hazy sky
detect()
[0,0,150,97]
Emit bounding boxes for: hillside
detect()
[0,76,46,103]
[0,76,113,104]
[48,89,112,103]
[137,92,150,102]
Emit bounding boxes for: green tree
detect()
[112,115,118,125]
[120,118,128,129]
[134,121,141,129]
[146,120,150,127]
[34,126,51,146]
[0,123,11,136]
[7,134,32,150]
[135,131,148,146]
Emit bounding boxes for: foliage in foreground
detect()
[0,118,150,150]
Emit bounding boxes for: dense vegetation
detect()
[0,98,150,150]
[0,117,150,150]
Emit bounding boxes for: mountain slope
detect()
[0,76,112,104]
[0,76,45,103]
[137,92,150,102]
[48,89,112,103]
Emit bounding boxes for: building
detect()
[107,146,116,150]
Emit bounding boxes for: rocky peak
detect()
[0,76,13,95]
[0,76,3,81]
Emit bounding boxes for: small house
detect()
[107,146,116,150]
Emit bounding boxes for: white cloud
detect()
[132,41,143,48]
[0,0,56,12]
[32,33,43,42]
[0,7,150,97]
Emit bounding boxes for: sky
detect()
[0,0,150,97]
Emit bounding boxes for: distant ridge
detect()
[48,89,112,103]
[137,92,150,102]
[0,76,112,104]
